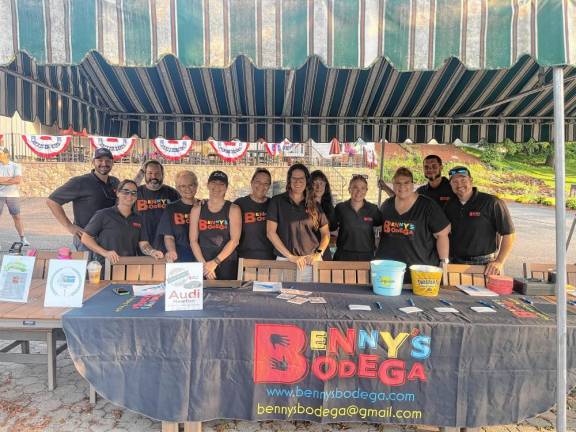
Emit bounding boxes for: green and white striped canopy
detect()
[1,0,575,70]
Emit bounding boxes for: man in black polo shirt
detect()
[135,160,180,251]
[377,154,455,208]
[47,148,119,251]
[416,154,456,208]
[445,166,515,275]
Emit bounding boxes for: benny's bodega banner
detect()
[252,323,434,424]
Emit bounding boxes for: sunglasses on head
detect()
[449,168,470,177]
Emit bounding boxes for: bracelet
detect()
[214,257,222,265]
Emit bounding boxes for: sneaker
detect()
[20,237,30,246]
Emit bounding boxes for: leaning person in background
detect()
[189,171,241,280]
[267,164,330,281]
[81,179,163,264]
[334,175,383,261]
[234,168,275,260]
[445,166,515,275]
[157,170,200,263]
[0,147,29,246]
[310,170,338,260]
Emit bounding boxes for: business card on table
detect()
[281,288,312,296]
[471,306,497,313]
[277,293,296,300]
[399,306,423,314]
[348,304,371,311]
[253,281,282,292]
[287,296,309,305]
[434,307,460,313]
[309,297,326,304]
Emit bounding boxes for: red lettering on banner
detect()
[311,357,338,381]
[338,359,356,378]
[407,362,428,382]
[328,328,356,354]
[254,324,307,384]
[378,359,406,386]
[358,354,379,378]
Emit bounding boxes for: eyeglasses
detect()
[119,189,138,196]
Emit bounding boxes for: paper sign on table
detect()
[165,263,203,311]
[253,281,282,292]
[133,283,165,296]
[348,304,372,311]
[399,306,423,314]
[0,255,36,303]
[471,306,497,313]
[44,259,87,307]
[434,307,460,313]
[457,285,499,297]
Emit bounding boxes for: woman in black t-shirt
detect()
[334,175,383,261]
[375,167,450,276]
[189,171,241,280]
[310,170,337,260]
[267,164,330,272]
[81,179,164,264]
[234,168,275,259]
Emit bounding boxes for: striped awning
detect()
[0,0,575,70]
[1,51,575,142]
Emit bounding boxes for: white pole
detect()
[553,66,567,432]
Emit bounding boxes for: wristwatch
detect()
[440,258,450,265]
[315,248,324,255]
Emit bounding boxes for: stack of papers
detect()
[457,285,499,297]
[133,283,165,296]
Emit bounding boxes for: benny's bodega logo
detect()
[254,324,430,386]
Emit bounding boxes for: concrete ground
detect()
[0,198,574,431]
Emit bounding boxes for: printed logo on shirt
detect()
[131,222,142,228]
[173,212,190,225]
[244,211,267,224]
[198,219,229,231]
[439,196,451,201]
[469,211,481,217]
[362,216,373,223]
[136,199,170,211]
[383,220,415,236]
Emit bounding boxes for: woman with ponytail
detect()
[266,164,330,279]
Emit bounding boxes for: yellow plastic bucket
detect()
[410,265,443,297]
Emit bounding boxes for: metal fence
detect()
[1,133,373,168]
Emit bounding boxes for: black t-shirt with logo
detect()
[416,177,455,208]
[157,200,195,262]
[375,195,450,267]
[444,188,515,259]
[84,206,147,264]
[48,170,119,228]
[136,185,180,250]
[267,192,329,257]
[234,195,275,260]
[334,200,383,258]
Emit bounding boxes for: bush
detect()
[566,197,576,210]
[480,145,503,166]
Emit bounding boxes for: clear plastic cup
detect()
[87,261,102,284]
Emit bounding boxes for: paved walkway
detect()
[0,199,575,431]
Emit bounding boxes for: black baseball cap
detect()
[93,148,114,160]
[208,170,228,186]
[448,166,471,179]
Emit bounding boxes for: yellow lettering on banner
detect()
[310,331,327,350]
[379,332,409,358]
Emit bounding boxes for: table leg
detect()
[161,422,179,432]
[47,330,56,391]
[183,422,202,432]
[439,428,459,432]
[21,341,30,353]
[89,384,97,404]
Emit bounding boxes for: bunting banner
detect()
[281,139,305,157]
[209,139,250,162]
[22,135,72,158]
[153,137,195,160]
[90,136,136,160]
[264,141,282,157]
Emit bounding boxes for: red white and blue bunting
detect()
[208,139,250,162]
[153,137,194,160]
[90,136,136,159]
[264,141,282,157]
[22,135,72,158]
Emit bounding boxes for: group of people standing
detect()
[46,148,515,281]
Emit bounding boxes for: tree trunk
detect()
[545,144,554,167]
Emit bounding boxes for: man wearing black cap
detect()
[47,148,119,251]
[444,166,515,275]
[135,160,180,250]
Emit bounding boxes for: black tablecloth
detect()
[63,283,576,426]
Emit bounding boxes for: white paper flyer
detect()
[165,263,204,311]
[0,255,36,303]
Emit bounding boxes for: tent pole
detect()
[377,139,386,207]
[553,66,567,432]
